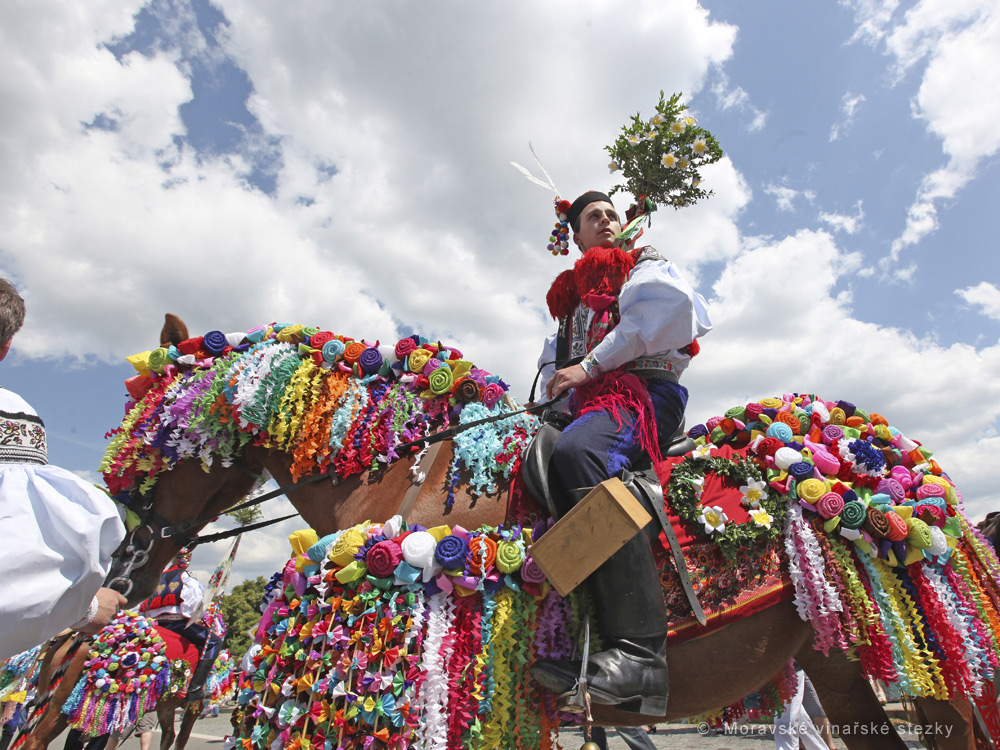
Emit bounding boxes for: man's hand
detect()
[546,363,592,399]
[78,587,128,633]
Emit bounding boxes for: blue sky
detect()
[2,0,998,586]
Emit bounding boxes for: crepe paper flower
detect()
[365,540,403,578]
[670,120,686,134]
[426,363,454,395]
[434,534,468,570]
[688,476,705,499]
[481,383,505,409]
[250,725,266,746]
[329,527,367,567]
[650,112,667,127]
[749,508,774,530]
[627,133,641,145]
[608,160,620,173]
[661,152,678,168]
[320,339,345,363]
[697,505,728,534]
[692,137,708,156]
[740,478,768,509]
[495,540,524,573]
[691,443,714,459]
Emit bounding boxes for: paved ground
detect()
[113,704,930,750]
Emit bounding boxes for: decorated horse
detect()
[16,600,226,750]
[24,314,1000,750]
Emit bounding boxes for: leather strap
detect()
[396,441,446,522]
[628,471,707,626]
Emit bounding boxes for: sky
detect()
[2,0,999,588]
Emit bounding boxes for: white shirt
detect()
[537,252,711,400]
[143,569,206,623]
[0,389,125,659]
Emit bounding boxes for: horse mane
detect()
[101,323,538,500]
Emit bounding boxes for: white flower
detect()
[678,158,691,170]
[608,160,619,173]
[740,478,768,508]
[651,112,667,126]
[692,443,714,459]
[692,137,708,156]
[684,115,697,127]
[670,120,686,135]
[689,476,705,499]
[749,508,774,529]
[627,134,641,145]
[698,505,728,535]
[661,152,678,168]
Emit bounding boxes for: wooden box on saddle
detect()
[530,478,652,597]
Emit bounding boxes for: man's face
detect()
[574,201,622,251]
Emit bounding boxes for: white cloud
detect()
[874,1,1000,274]
[829,92,866,141]
[842,0,902,45]
[763,184,814,213]
[957,281,1000,320]
[0,0,741,392]
[818,200,865,234]
[710,70,768,131]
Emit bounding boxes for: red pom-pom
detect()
[555,199,572,214]
[683,339,701,357]
[573,246,635,298]
[546,269,581,319]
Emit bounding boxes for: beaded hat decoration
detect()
[548,198,571,255]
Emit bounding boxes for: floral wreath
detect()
[606,91,723,237]
[666,453,786,559]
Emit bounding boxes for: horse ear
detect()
[161,313,189,347]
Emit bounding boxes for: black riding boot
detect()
[530,488,669,716]
[185,651,214,704]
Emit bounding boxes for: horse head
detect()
[103,314,521,604]
[106,314,267,605]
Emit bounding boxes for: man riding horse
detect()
[138,550,221,703]
[529,190,711,715]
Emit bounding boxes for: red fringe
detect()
[572,370,662,466]
[574,246,635,298]
[907,562,976,696]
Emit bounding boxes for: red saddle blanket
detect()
[154,624,200,671]
[653,445,794,644]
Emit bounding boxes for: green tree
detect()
[219,576,268,660]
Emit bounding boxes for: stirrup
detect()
[557,610,593,714]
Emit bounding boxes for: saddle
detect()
[520,410,706,624]
[520,410,695,520]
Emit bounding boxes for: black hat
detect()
[567,191,614,232]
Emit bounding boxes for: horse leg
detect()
[794,645,907,750]
[156,703,175,750]
[173,705,199,750]
[19,642,89,750]
[909,697,976,750]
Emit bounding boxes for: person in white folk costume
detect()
[0,278,126,660]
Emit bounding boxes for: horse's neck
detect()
[259,443,513,536]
